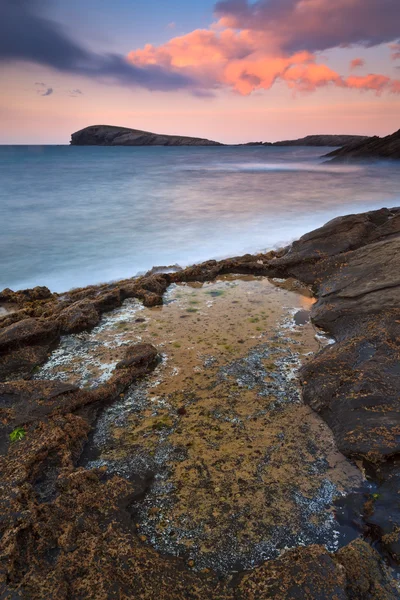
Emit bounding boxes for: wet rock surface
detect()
[1,207,400,598]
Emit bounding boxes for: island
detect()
[71,126,370,148]
[70,125,223,146]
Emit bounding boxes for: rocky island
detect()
[70,125,223,146]
[71,126,369,148]
[1,207,400,599]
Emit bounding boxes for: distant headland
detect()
[70,125,222,146]
[70,124,400,160]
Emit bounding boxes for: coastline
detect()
[1,207,400,598]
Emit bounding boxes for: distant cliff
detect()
[271,134,369,147]
[240,135,368,147]
[325,129,400,162]
[70,125,223,146]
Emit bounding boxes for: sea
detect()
[1,144,399,293]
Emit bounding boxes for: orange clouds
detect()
[350,58,365,70]
[127,26,400,97]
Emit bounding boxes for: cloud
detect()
[68,88,83,97]
[350,58,365,70]
[389,43,400,60]
[0,0,193,91]
[35,82,53,96]
[214,0,400,53]
[128,26,400,96]
[346,74,391,93]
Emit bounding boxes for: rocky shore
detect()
[1,207,400,599]
[326,129,400,162]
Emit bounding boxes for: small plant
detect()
[10,427,26,442]
[186,307,198,313]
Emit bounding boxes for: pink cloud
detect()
[128,27,400,97]
[127,1,400,97]
[389,43,400,60]
[215,0,400,53]
[345,74,400,94]
[350,58,365,70]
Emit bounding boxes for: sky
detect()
[0,0,399,144]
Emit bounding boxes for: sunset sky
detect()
[1,0,399,144]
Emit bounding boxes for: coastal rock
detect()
[238,545,348,599]
[325,128,400,162]
[300,315,400,459]
[239,539,399,599]
[0,379,78,431]
[272,134,368,147]
[92,289,122,312]
[0,318,58,352]
[270,207,400,285]
[336,539,400,599]
[70,125,222,146]
[0,286,53,305]
[58,300,100,334]
[116,343,159,369]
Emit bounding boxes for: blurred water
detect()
[0,145,399,292]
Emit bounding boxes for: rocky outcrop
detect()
[269,207,400,565]
[325,128,400,161]
[70,125,223,146]
[1,207,400,598]
[241,135,367,147]
[272,134,369,147]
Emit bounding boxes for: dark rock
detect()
[0,343,52,381]
[336,539,400,599]
[71,125,223,146]
[365,458,400,561]
[0,318,58,353]
[325,128,400,162]
[238,544,348,599]
[270,208,400,284]
[273,134,369,147]
[116,344,158,370]
[0,286,53,304]
[92,289,122,312]
[140,274,170,296]
[0,379,78,429]
[58,301,100,334]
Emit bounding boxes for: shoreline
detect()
[1,206,400,598]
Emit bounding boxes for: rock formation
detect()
[70,125,223,146]
[325,128,400,161]
[70,125,371,148]
[272,134,368,147]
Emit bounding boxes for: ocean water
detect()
[0,145,399,293]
